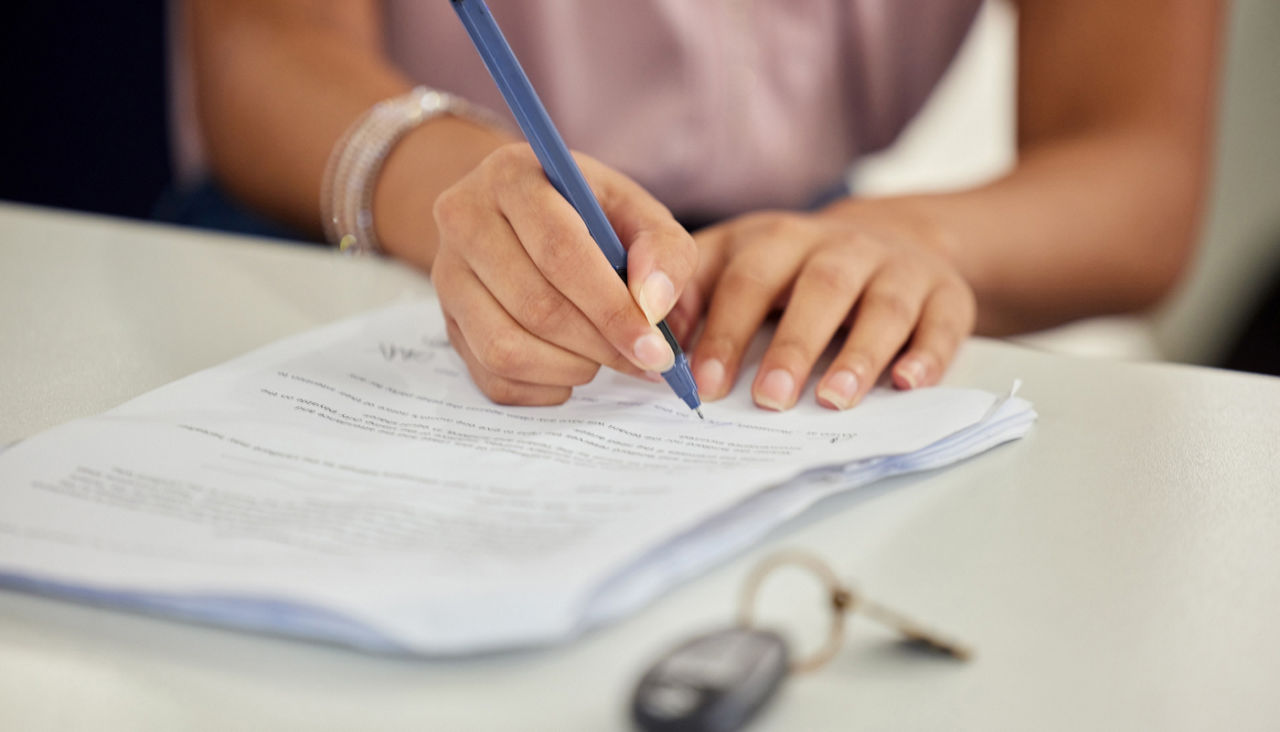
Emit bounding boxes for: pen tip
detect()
[695,407,704,420]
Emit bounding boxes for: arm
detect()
[189,0,510,270]
[191,0,697,403]
[842,0,1224,334]
[676,0,1224,411]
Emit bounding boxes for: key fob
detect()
[631,626,790,732]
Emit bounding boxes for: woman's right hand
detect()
[429,143,698,406]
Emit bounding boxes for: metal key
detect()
[738,550,972,673]
[631,551,971,732]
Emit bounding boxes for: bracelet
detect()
[320,86,505,255]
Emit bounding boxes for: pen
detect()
[450,0,703,418]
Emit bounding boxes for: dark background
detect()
[1,2,171,220]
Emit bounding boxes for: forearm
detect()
[190,0,509,264]
[826,0,1222,336]
[837,126,1208,335]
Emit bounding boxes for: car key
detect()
[632,551,971,732]
[631,626,790,732]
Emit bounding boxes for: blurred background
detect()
[2,0,1277,373]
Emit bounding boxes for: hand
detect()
[430,143,697,405]
[668,204,976,411]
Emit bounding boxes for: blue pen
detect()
[451,0,703,418]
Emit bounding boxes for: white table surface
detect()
[2,202,1279,731]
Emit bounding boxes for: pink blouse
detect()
[175,0,982,222]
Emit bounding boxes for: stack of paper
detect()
[0,302,1034,654]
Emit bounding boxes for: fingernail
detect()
[642,371,664,383]
[896,357,925,389]
[633,331,675,372]
[818,369,859,410]
[637,271,675,325]
[755,369,796,411]
[694,357,726,397]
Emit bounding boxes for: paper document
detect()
[0,302,1035,654]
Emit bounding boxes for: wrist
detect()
[819,195,962,262]
[320,87,513,269]
[373,116,513,270]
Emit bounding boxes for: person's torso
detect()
[384,0,982,220]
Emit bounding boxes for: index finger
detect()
[494,147,677,374]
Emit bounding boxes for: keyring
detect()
[737,549,972,673]
[737,550,855,673]
[633,549,972,731]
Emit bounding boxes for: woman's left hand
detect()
[666,203,976,411]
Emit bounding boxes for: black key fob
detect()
[631,627,790,732]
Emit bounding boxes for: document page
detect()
[0,302,1031,653]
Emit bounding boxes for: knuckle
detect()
[482,378,526,406]
[568,362,602,386]
[489,141,535,168]
[483,143,539,189]
[427,251,453,291]
[535,231,580,277]
[545,388,573,406]
[742,211,802,240]
[861,288,918,324]
[854,228,891,251]
[431,185,470,235]
[721,254,777,294]
[928,309,970,342]
[644,228,699,280]
[518,288,571,335]
[802,253,860,295]
[766,336,819,369]
[597,299,639,339]
[474,332,528,378]
[482,377,572,407]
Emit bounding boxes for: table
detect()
[2,202,1279,731]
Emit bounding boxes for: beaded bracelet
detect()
[320,86,505,255]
